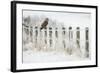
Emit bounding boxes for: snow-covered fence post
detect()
[47,27,50,51]
[49,27,52,50]
[68,27,73,55]
[44,28,47,50]
[76,27,80,49]
[85,27,89,58]
[27,26,29,43]
[35,27,38,49]
[62,27,66,50]
[76,27,83,57]
[30,26,33,43]
[55,27,58,51]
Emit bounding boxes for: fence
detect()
[23,25,89,58]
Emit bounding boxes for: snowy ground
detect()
[23,49,89,63]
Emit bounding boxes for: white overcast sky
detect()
[23,10,91,28]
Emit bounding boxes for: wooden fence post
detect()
[85,27,89,58]
[68,27,73,55]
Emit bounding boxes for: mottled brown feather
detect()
[40,18,49,30]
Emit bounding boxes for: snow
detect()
[23,49,89,63]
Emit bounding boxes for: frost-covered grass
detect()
[23,47,89,63]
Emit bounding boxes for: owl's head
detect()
[45,18,49,21]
